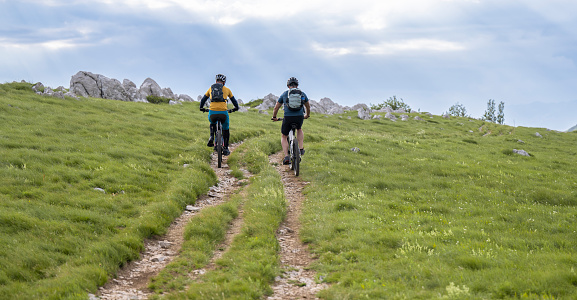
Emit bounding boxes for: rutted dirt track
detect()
[93,146,326,299]
[267,152,328,300]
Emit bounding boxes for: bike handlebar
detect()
[200,108,237,113]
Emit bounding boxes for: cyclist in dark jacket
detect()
[199,74,239,155]
[272,77,311,165]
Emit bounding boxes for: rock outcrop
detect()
[255,93,279,110]
[69,71,194,103]
[70,71,131,101]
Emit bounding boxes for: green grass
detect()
[0,83,266,299]
[160,166,285,299]
[148,196,241,295]
[2,82,577,299]
[149,130,285,299]
[299,112,577,299]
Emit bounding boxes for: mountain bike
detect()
[273,118,300,176]
[201,108,234,168]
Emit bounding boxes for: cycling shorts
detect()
[281,115,304,136]
[208,110,230,130]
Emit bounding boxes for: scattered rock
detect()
[94,188,106,193]
[150,255,166,263]
[414,116,424,121]
[357,108,371,120]
[159,241,171,249]
[351,103,368,111]
[309,97,345,114]
[32,82,44,93]
[385,112,397,121]
[376,107,393,113]
[513,149,530,156]
[185,206,201,212]
[177,94,194,102]
[255,93,279,110]
[535,132,543,138]
[351,147,360,153]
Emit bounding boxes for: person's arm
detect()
[199,94,209,110]
[303,92,311,119]
[304,101,311,119]
[272,102,283,121]
[230,96,240,111]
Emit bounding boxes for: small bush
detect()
[245,99,264,108]
[447,102,469,117]
[146,95,171,104]
[371,96,411,112]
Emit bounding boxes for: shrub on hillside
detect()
[147,95,171,104]
[245,99,264,108]
[447,102,469,117]
[371,96,411,112]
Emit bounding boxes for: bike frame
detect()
[276,118,300,176]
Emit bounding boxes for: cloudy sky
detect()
[1,0,576,131]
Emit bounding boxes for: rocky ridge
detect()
[32,71,433,118]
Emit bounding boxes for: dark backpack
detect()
[286,88,304,111]
[211,83,225,102]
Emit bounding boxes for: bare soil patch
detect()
[267,152,328,300]
[93,147,326,300]
[94,144,247,300]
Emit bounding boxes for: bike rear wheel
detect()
[292,136,300,176]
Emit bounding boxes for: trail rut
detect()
[92,146,327,300]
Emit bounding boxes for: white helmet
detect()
[215,74,227,83]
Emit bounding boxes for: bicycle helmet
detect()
[215,74,227,83]
[287,77,299,87]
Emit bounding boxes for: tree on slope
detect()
[482,99,496,122]
[496,101,505,124]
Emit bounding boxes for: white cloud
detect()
[313,39,466,56]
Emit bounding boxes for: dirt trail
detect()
[93,147,326,300]
[94,144,247,300]
[267,152,328,300]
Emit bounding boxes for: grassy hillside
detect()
[1,82,577,299]
[0,82,267,299]
[299,113,577,299]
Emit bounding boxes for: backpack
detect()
[286,88,304,111]
[211,83,225,102]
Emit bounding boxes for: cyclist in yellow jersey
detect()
[199,74,239,155]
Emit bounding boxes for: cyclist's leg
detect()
[281,134,289,156]
[297,129,304,152]
[293,116,305,154]
[280,119,290,164]
[223,112,231,154]
[222,112,230,150]
[207,111,217,147]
